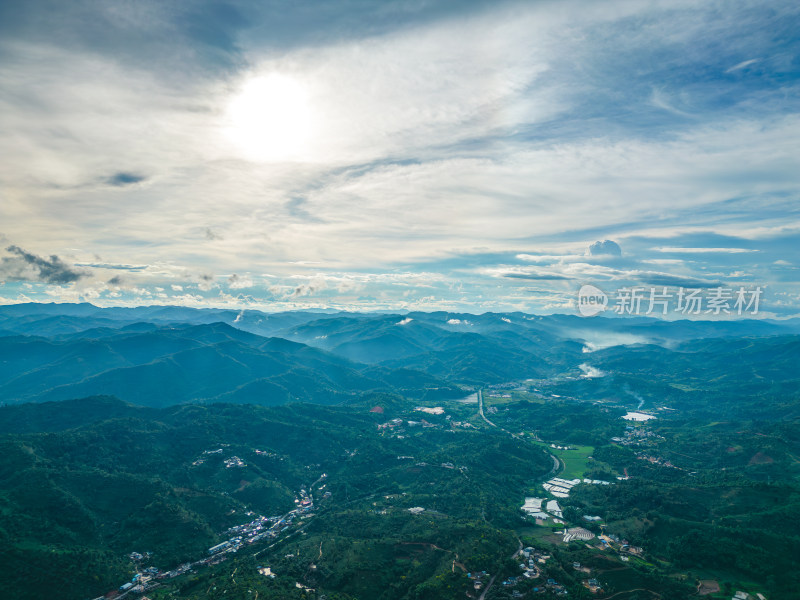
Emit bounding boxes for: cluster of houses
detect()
[409,460,467,472]
[570,560,605,593]
[518,546,548,579]
[466,570,490,594]
[583,577,602,593]
[611,425,661,447]
[487,547,554,596]
[191,453,246,469]
[203,491,317,559]
[378,406,489,438]
[103,479,322,599]
[192,446,288,468]
[295,487,314,508]
[224,455,246,468]
[543,578,569,596]
[254,449,278,457]
[191,447,225,466]
[378,417,438,432]
[115,566,161,594]
[221,514,283,546]
[611,426,681,470]
[636,453,678,468]
[128,551,150,561]
[496,577,567,597]
[596,532,643,556]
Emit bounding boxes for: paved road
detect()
[478,389,511,433]
[603,588,660,600]
[477,389,495,427]
[545,454,561,479]
[480,388,561,481]
[476,531,526,599]
[478,389,526,441]
[477,574,496,600]
[511,536,523,559]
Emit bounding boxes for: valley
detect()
[0,304,798,600]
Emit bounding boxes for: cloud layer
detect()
[1,246,87,284]
[1,0,798,315]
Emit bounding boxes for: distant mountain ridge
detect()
[0,320,458,407]
[1,302,798,410]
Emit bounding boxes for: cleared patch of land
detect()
[532,442,595,480]
[697,579,720,595]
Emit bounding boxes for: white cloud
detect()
[642,259,685,265]
[726,58,759,73]
[655,247,757,253]
[227,273,254,289]
[579,363,606,378]
[446,318,472,325]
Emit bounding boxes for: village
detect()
[90,447,328,600]
[611,424,682,470]
[103,396,773,600]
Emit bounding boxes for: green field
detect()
[518,390,552,402]
[533,441,595,480]
[482,391,526,405]
[520,526,564,546]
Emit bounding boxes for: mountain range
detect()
[1,302,798,414]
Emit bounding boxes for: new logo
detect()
[578,285,608,317]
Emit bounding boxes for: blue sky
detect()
[0,0,798,316]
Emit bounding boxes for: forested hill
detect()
[2,303,798,415]
[0,394,554,600]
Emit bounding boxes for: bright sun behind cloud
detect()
[225,73,314,161]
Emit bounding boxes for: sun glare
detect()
[225,73,313,161]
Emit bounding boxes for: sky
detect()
[0,0,799,317]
